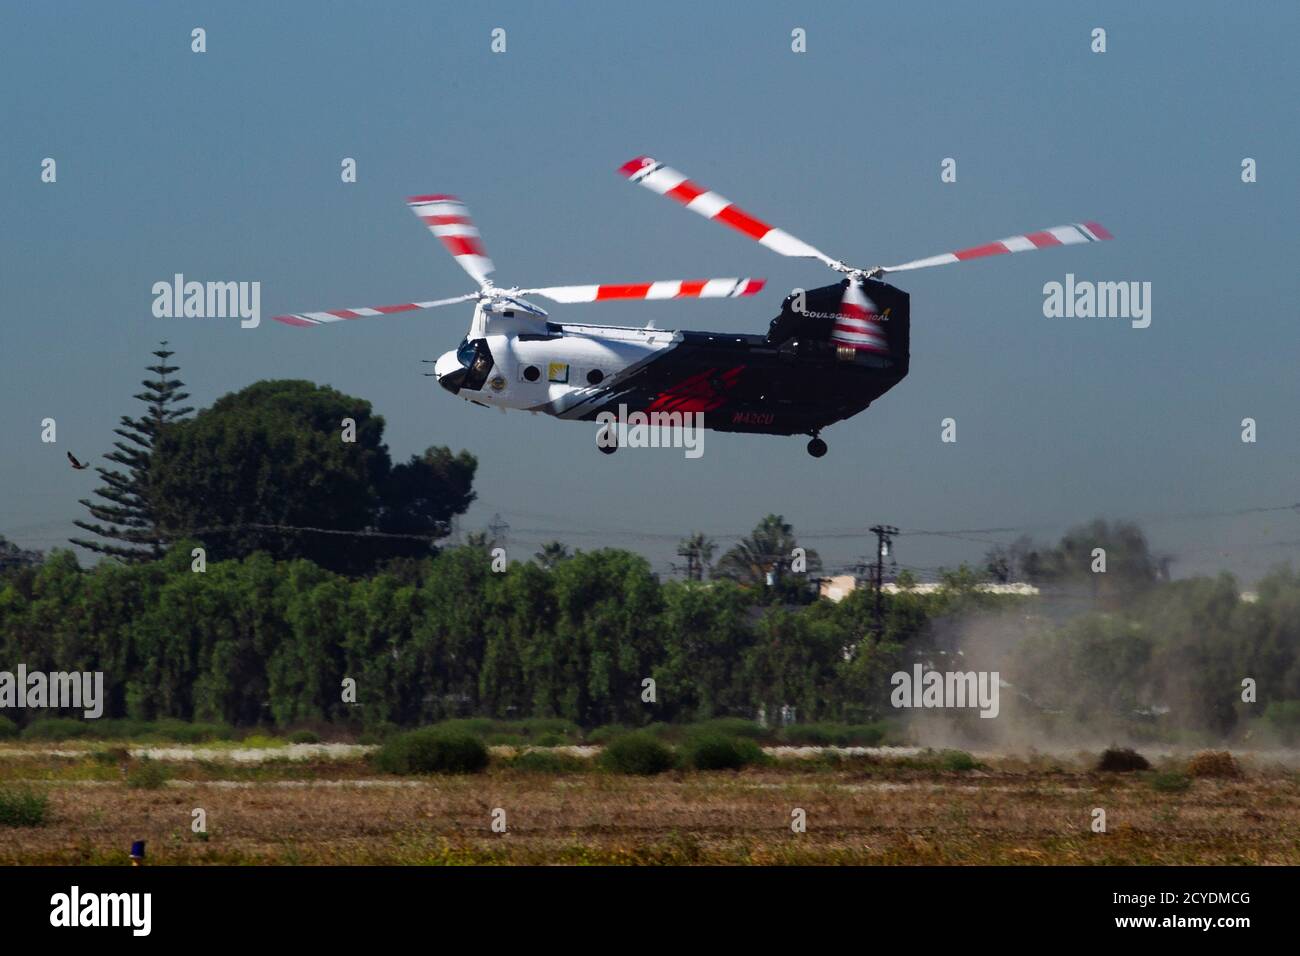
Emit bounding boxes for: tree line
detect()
[0,345,1295,741]
[1,540,1297,739]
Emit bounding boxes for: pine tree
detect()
[71,342,194,561]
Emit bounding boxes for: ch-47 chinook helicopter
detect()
[274,156,1112,456]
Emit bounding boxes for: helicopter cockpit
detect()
[436,337,494,394]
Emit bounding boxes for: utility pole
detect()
[869,525,898,638]
[487,513,510,550]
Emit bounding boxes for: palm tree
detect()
[534,541,571,570]
[713,514,820,587]
[676,531,716,581]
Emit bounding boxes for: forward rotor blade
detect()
[619,157,843,270]
[519,278,765,304]
[829,279,889,354]
[272,293,478,327]
[406,195,495,286]
[878,222,1114,274]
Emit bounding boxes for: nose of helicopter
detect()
[434,350,464,394]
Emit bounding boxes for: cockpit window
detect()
[456,337,477,368]
[454,337,494,391]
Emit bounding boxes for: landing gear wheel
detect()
[807,437,828,458]
[597,426,619,455]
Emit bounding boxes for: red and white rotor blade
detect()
[830,279,889,354]
[406,195,495,286]
[272,293,477,327]
[879,222,1113,274]
[520,278,765,304]
[619,157,842,269]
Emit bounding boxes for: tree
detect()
[542,550,663,726]
[984,534,1042,583]
[149,380,476,575]
[656,579,753,719]
[984,547,1011,583]
[676,531,716,581]
[713,514,821,591]
[1056,519,1159,597]
[534,541,571,570]
[71,342,193,561]
[989,521,1160,599]
[375,447,479,561]
[0,535,43,576]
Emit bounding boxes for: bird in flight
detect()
[66,451,90,470]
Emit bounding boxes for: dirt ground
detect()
[1,747,1296,865]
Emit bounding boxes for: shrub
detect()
[0,786,48,827]
[1151,771,1192,793]
[600,732,676,775]
[507,749,590,773]
[1096,747,1150,772]
[812,749,843,769]
[288,730,321,744]
[433,718,495,738]
[1264,700,1300,743]
[517,718,579,739]
[691,718,768,740]
[125,758,169,790]
[683,733,765,771]
[21,718,91,741]
[778,722,886,747]
[155,720,235,743]
[0,716,17,740]
[1186,750,1242,779]
[358,721,400,745]
[534,733,564,748]
[91,718,154,740]
[373,728,489,775]
[938,749,979,772]
[92,746,131,765]
[585,724,631,745]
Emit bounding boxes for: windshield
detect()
[453,337,493,392]
[456,337,478,368]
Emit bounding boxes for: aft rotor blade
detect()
[519,278,765,304]
[618,157,844,270]
[878,222,1114,274]
[406,194,495,286]
[829,279,889,354]
[272,293,478,327]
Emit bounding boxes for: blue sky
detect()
[2,0,1297,581]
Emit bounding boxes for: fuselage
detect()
[434,279,910,437]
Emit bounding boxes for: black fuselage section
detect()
[571,278,909,436]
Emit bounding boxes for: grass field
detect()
[0,743,1296,865]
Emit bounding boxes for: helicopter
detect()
[273,156,1112,456]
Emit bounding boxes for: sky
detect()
[2,0,1297,583]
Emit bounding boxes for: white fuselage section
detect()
[434,304,680,418]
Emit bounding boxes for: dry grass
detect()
[0,749,1295,865]
[1186,750,1243,779]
